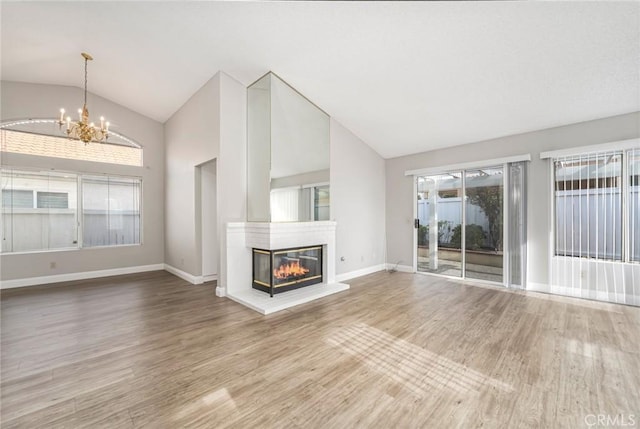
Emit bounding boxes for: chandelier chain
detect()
[84,56,88,107]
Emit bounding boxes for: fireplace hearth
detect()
[253,246,323,297]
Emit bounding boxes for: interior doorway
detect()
[200,159,217,280]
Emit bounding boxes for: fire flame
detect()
[273,260,309,280]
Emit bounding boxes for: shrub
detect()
[418,225,428,246]
[450,224,485,250]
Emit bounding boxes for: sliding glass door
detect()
[416,162,526,286]
[416,173,463,277]
[464,167,503,283]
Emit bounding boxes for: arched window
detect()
[1,118,143,166]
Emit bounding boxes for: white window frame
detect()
[541,138,639,265]
[302,181,330,221]
[1,166,143,254]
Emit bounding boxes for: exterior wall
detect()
[385,111,640,287]
[0,81,164,283]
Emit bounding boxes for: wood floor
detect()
[1,271,639,428]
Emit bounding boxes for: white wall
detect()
[330,119,386,276]
[216,73,247,295]
[270,169,329,189]
[164,74,221,277]
[0,81,164,282]
[385,112,640,287]
[270,75,330,179]
[163,72,245,289]
[246,77,271,222]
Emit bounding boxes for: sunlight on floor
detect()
[173,387,237,421]
[326,323,513,396]
[525,291,625,313]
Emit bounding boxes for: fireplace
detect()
[252,246,323,297]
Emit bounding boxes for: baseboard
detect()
[216,286,226,297]
[335,264,386,282]
[203,274,218,282]
[0,264,165,289]
[163,264,204,285]
[385,263,414,273]
[526,282,548,292]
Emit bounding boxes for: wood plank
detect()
[1,270,639,427]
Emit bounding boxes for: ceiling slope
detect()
[2,2,638,158]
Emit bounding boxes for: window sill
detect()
[1,243,142,256]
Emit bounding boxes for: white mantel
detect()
[218,221,349,314]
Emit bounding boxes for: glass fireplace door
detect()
[253,246,323,296]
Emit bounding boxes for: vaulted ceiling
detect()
[2,2,638,158]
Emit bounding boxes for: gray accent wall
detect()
[0,81,165,281]
[331,119,386,275]
[385,112,640,286]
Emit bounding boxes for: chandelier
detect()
[57,53,109,144]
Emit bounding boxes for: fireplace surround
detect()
[252,246,323,296]
[222,221,349,314]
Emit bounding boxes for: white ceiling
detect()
[2,2,638,159]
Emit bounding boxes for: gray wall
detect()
[385,111,640,285]
[163,71,246,289]
[164,74,221,276]
[331,119,386,275]
[0,81,165,281]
